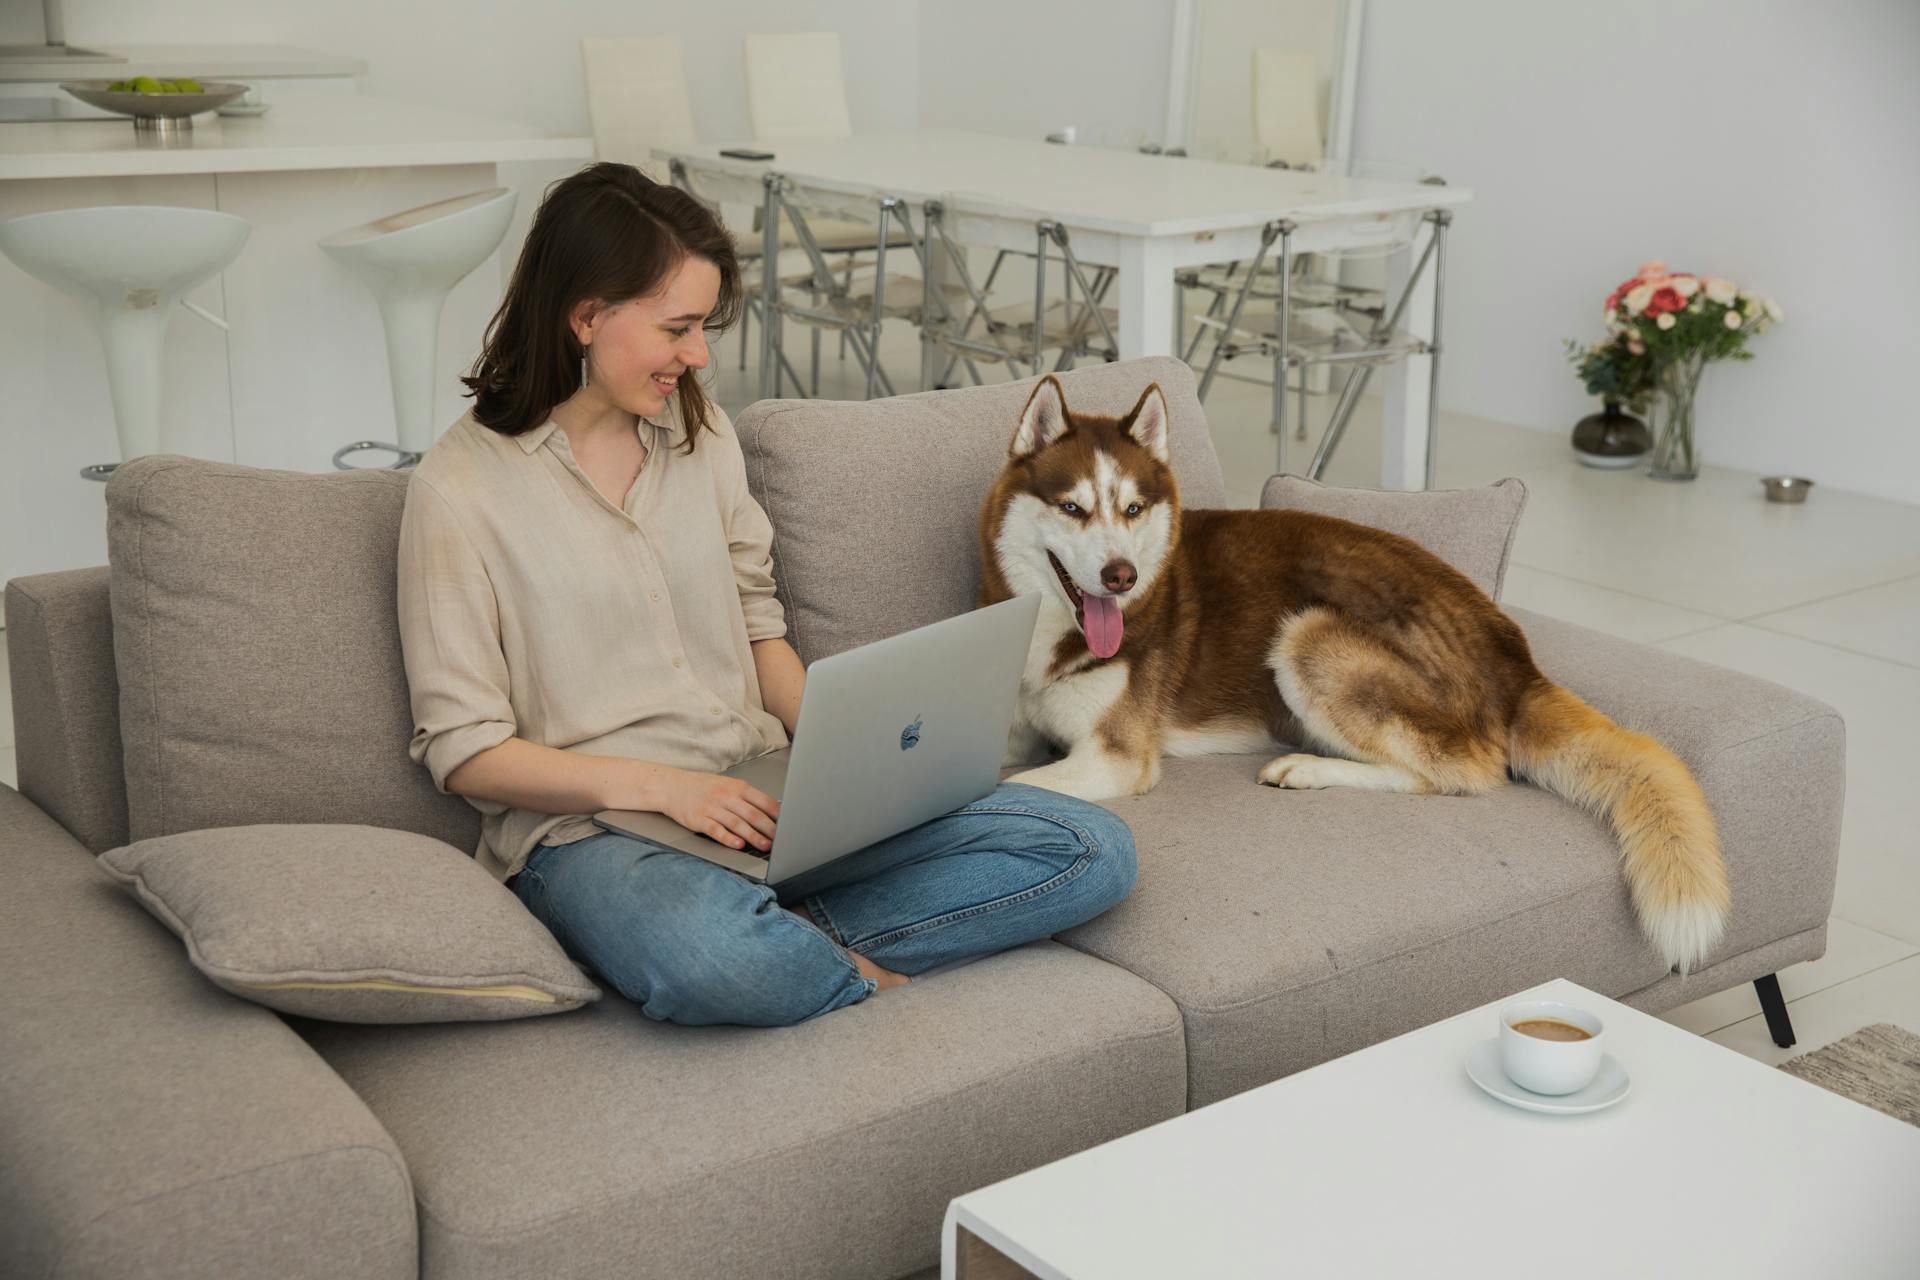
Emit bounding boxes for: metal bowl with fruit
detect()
[60,78,248,133]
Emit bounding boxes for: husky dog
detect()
[979,376,1729,973]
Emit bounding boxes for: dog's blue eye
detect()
[1125,502,1143,517]
[1060,501,1081,515]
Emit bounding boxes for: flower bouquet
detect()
[1590,261,1782,480]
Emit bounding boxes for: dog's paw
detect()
[1258,753,1333,789]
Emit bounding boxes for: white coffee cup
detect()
[1498,1000,1604,1095]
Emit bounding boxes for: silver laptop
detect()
[593,594,1041,886]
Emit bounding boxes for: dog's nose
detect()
[1102,559,1137,593]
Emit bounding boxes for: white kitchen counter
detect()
[0,93,591,179]
[0,43,366,83]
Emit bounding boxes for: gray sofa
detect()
[2,358,1844,1279]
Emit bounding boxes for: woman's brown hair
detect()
[463,162,741,450]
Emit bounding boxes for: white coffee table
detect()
[942,978,1920,1279]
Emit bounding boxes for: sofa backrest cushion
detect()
[735,358,1227,666]
[1259,473,1529,600]
[105,457,481,849]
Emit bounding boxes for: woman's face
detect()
[572,255,720,421]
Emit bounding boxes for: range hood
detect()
[0,0,121,63]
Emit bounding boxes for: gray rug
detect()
[1779,1023,1920,1127]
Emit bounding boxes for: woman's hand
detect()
[652,767,781,853]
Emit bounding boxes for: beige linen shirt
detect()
[396,400,789,883]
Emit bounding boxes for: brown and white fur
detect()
[979,376,1730,973]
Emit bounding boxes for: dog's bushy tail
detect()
[1508,678,1729,974]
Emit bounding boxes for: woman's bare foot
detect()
[849,950,911,991]
[784,904,910,990]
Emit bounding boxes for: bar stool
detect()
[322,187,516,469]
[0,204,249,480]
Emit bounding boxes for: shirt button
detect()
[711,705,724,715]
[671,656,683,668]
[649,591,659,601]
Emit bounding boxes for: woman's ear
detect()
[567,298,602,347]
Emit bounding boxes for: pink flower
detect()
[1637,260,1668,280]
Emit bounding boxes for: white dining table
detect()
[657,132,1471,490]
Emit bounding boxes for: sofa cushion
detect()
[1260,473,1527,599]
[98,824,601,1023]
[1057,607,1845,1109]
[105,456,480,850]
[736,357,1227,666]
[288,940,1185,1280]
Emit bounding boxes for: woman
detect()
[396,162,1136,1027]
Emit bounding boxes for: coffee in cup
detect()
[1497,1000,1604,1094]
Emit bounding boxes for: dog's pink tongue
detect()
[1082,594,1125,658]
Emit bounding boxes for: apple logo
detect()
[900,716,922,751]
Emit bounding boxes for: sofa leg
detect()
[1754,973,1796,1048]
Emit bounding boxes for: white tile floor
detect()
[5,324,1917,1071]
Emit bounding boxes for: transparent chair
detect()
[1180,159,1449,478]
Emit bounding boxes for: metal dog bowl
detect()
[1760,476,1814,504]
[60,80,248,134]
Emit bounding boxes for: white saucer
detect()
[216,102,272,117]
[1465,1039,1631,1114]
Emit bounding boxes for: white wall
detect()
[917,0,1176,147]
[1348,0,1920,503]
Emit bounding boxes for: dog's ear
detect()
[1011,376,1069,458]
[1124,383,1171,461]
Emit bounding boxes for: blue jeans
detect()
[508,782,1135,1027]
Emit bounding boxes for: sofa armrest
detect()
[0,786,417,1280]
[1508,607,1845,966]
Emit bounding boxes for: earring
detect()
[579,346,589,390]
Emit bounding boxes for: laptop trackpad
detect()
[723,749,788,799]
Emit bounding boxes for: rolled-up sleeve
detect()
[713,415,787,643]
[396,475,517,796]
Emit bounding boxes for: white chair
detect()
[1253,48,1324,170]
[0,204,249,480]
[321,187,516,469]
[580,35,697,184]
[744,32,853,143]
[741,31,923,392]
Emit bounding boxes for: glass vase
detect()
[1647,363,1702,482]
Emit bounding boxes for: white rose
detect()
[1764,297,1784,322]
[1626,327,1641,341]
[1624,283,1653,315]
[1656,312,1676,330]
[1704,277,1738,305]
[1723,310,1743,329]
[1672,276,1700,298]
[1743,297,1761,317]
